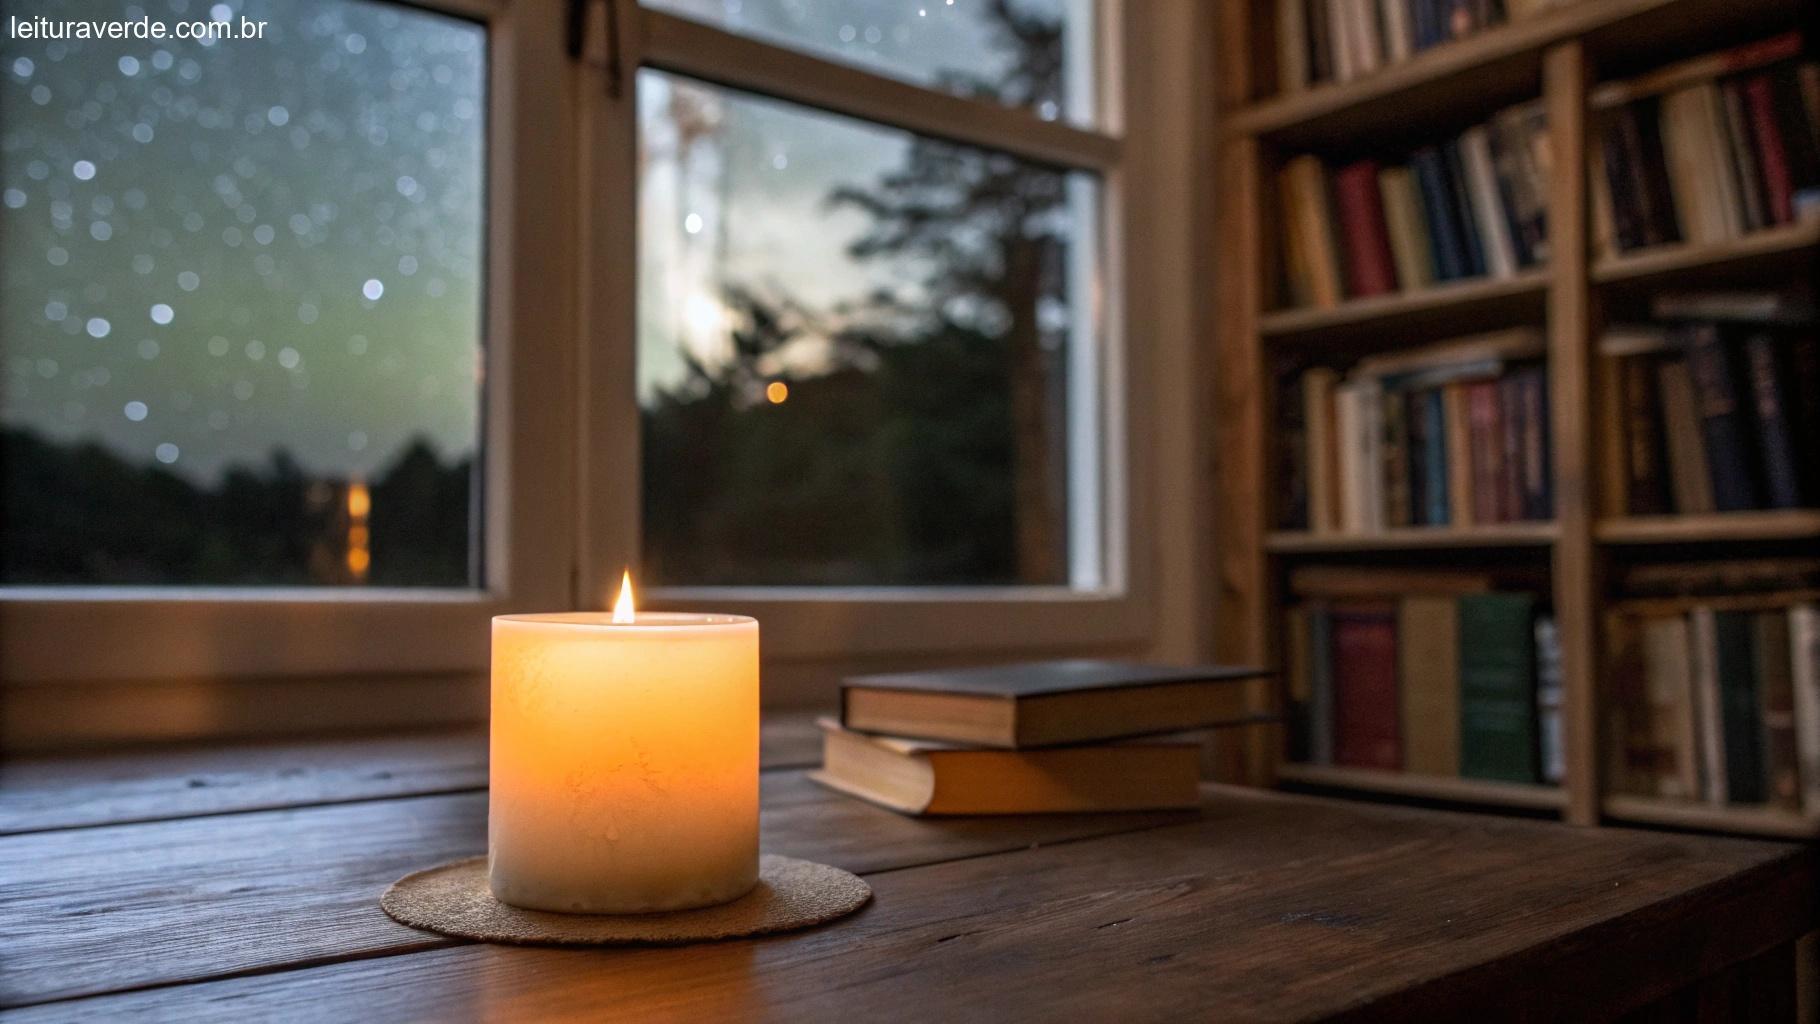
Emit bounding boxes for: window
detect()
[1,0,485,587]
[1,0,1181,696]
[631,0,1113,598]
[637,70,1101,587]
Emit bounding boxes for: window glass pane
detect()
[638,70,1099,587]
[642,0,1095,128]
[0,0,486,587]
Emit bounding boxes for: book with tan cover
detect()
[1378,165,1435,291]
[1399,596,1461,776]
[811,719,1202,816]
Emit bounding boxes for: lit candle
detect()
[488,573,759,913]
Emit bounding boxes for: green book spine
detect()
[1458,593,1540,782]
[1714,610,1765,804]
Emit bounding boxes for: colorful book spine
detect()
[1458,592,1539,783]
[1333,159,1400,298]
[1535,615,1565,784]
[1331,602,1401,770]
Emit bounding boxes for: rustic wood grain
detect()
[11,787,1812,1023]
[0,729,487,835]
[0,712,828,835]
[0,770,1189,1007]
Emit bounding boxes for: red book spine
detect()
[1744,74,1794,224]
[1331,160,1399,298]
[1331,602,1401,770]
[1467,379,1505,523]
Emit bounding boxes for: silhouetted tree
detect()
[641,0,1072,586]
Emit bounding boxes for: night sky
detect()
[2,0,1083,483]
[2,0,485,484]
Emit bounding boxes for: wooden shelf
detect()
[1278,763,1568,812]
[1597,510,1820,545]
[1266,522,1559,554]
[1214,0,1812,842]
[1603,795,1820,840]
[1259,269,1548,343]
[1223,0,1796,148]
[1593,220,1820,286]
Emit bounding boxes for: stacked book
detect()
[1607,602,1820,811]
[1590,33,1820,257]
[1275,0,1574,93]
[1598,292,1818,516]
[1277,101,1549,310]
[812,660,1268,815]
[1278,329,1552,533]
[1283,567,1562,784]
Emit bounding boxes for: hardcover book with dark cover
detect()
[1412,146,1469,281]
[1713,610,1766,804]
[1682,324,1763,512]
[1742,332,1806,509]
[841,660,1270,749]
[1621,353,1672,516]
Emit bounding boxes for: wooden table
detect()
[3,714,1815,1022]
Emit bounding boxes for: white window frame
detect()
[579,0,1174,666]
[0,0,578,684]
[0,0,1210,702]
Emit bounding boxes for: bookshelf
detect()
[1212,0,1818,841]
[1265,522,1560,554]
[1258,268,1550,341]
[1275,762,1571,811]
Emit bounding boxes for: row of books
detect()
[1278,101,1549,310]
[1279,328,1552,534]
[1607,603,1820,811]
[1283,568,1561,784]
[814,660,1268,816]
[1600,294,1819,516]
[1275,0,1571,93]
[1591,34,1820,256]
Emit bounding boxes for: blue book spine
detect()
[1441,140,1487,277]
[1411,0,1439,50]
[1411,149,1466,281]
[1423,388,1449,525]
[1744,333,1805,508]
[1685,325,1763,512]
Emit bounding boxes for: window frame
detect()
[0,0,579,684]
[580,0,1168,663]
[0,0,1209,695]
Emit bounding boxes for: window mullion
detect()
[630,6,1120,173]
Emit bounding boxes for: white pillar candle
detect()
[488,578,759,913]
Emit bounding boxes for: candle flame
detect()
[612,570,636,624]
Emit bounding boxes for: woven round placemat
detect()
[381,854,870,946]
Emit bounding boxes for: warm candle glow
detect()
[613,570,636,624]
[489,611,760,913]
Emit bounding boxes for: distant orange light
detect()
[765,381,788,404]
[347,547,371,576]
[347,481,371,519]
[613,569,636,624]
